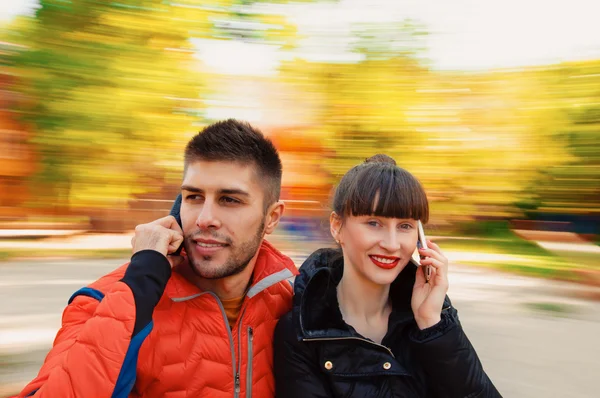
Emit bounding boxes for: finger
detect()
[426,244,449,276]
[419,257,448,281]
[424,267,448,304]
[167,229,184,254]
[414,263,427,288]
[418,246,447,266]
[419,256,444,270]
[152,215,183,234]
[426,240,445,256]
[427,265,438,282]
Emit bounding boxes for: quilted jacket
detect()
[18,240,297,398]
[274,248,501,397]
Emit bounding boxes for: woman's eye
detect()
[399,223,413,230]
[367,221,380,227]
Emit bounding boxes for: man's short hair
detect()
[184,119,283,211]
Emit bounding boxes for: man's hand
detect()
[131,216,184,267]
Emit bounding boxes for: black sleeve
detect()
[410,302,502,398]
[120,249,171,336]
[273,312,334,398]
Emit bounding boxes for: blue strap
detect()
[68,287,105,304]
[111,322,153,398]
[66,285,152,397]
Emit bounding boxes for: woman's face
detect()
[331,214,419,286]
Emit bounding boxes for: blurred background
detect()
[0,0,599,397]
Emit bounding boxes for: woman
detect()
[273,155,501,397]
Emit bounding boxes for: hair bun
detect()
[364,154,396,166]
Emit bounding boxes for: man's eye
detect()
[186,195,202,200]
[221,196,240,204]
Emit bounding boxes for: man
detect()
[17,119,298,398]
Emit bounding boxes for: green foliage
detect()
[3,4,598,220]
[8,0,202,208]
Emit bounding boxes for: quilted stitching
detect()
[23,242,296,398]
[130,241,296,398]
[133,279,292,397]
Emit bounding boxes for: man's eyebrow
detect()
[180,186,250,197]
[219,189,250,197]
[181,185,203,193]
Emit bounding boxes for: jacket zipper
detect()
[246,326,254,398]
[303,336,395,358]
[234,307,248,397]
[235,373,241,395]
[205,292,241,398]
[174,268,293,398]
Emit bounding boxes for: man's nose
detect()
[195,202,222,230]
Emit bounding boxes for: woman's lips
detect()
[369,255,400,270]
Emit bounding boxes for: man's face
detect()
[180,161,267,280]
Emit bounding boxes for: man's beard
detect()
[183,220,265,280]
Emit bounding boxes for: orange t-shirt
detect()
[221,295,245,329]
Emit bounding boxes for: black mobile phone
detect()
[169,193,184,256]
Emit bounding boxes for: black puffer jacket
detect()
[274,248,501,398]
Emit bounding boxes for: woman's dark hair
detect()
[332,154,429,223]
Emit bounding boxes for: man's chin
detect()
[187,259,238,280]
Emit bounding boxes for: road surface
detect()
[1,256,599,397]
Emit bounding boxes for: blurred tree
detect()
[279,21,599,222]
[279,20,428,179]
[0,22,38,212]
[6,0,203,210]
[521,61,600,219]
[5,0,313,212]
[4,1,598,224]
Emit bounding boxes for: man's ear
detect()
[264,200,285,235]
[330,212,343,245]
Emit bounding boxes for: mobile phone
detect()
[169,193,184,256]
[417,220,431,282]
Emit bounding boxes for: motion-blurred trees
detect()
[280,18,599,222]
[2,2,598,224]
[6,0,202,209]
[4,0,310,211]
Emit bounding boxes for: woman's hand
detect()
[411,240,449,330]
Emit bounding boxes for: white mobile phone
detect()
[417,221,431,282]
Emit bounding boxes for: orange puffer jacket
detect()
[18,240,297,398]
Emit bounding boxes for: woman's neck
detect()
[337,264,391,324]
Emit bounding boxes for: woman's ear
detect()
[330,212,343,245]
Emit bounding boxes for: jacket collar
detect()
[165,239,298,302]
[293,248,418,340]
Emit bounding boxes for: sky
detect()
[2,0,600,72]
